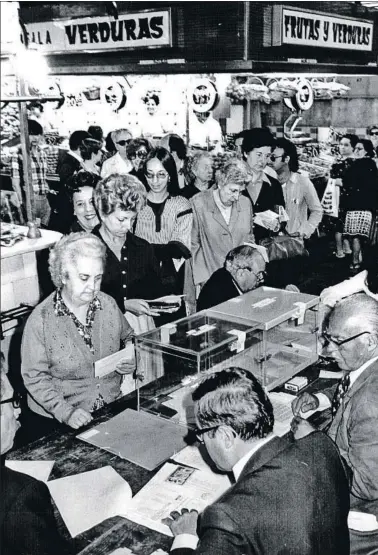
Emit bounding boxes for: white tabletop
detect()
[1,226,62,259]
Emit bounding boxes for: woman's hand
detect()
[66,408,92,429]
[124,299,160,317]
[115,357,136,375]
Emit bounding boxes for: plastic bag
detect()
[321,178,340,218]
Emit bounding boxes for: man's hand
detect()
[162,509,199,537]
[115,357,136,375]
[123,299,160,317]
[66,408,92,429]
[291,416,316,440]
[291,392,319,416]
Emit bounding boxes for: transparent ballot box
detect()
[135,311,262,424]
[211,286,320,390]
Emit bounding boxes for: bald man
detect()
[292,293,378,554]
[197,245,266,311]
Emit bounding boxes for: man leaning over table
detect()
[163,367,350,555]
[292,293,378,555]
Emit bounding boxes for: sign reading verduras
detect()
[269,6,373,52]
[21,10,172,53]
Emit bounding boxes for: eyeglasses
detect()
[145,171,168,181]
[116,139,131,147]
[369,131,378,136]
[0,393,22,409]
[194,425,219,443]
[130,150,148,160]
[323,330,370,348]
[270,154,284,162]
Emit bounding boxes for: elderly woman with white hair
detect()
[21,233,134,439]
[100,128,133,178]
[191,158,255,287]
[181,151,214,199]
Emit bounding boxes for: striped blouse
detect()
[135,195,193,250]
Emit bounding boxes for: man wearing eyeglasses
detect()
[270,138,323,240]
[292,294,378,554]
[197,245,266,311]
[100,128,133,179]
[164,367,350,554]
[0,357,71,554]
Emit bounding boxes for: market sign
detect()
[268,6,373,52]
[20,10,172,53]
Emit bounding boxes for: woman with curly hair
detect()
[21,233,134,439]
[66,171,100,233]
[92,173,166,318]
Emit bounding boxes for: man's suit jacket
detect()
[1,465,71,555]
[191,188,255,286]
[172,432,350,555]
[327,358,378,517]
[197,268,239,311]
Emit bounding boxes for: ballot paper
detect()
[172,445,232,484]
[94,342,134,378]
[47,466,132,537]
[348,510,378,532]
[253,210,280,230]
[5,460,54,482]
[269,391,330,437]
[122,462,231,536]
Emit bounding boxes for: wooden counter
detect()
[5,366,334,555]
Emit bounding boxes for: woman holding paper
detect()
[21,233,135,438]
[190,158,255,288]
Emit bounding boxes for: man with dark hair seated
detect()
[0,354,71,555]
[197,245,266,311]
[164,367,350,554]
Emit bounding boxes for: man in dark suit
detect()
[0,357,71,555]
[197,245,266,311]
[292,293,378,554]
[164,367,350,555]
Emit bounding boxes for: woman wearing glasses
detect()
[241,128,285,243]
[343,139,378,272]
[100,128,133,178]
[135,147,193,298]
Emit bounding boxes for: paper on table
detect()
[47,466,132,537]
[122,462,231,536]
[269,391,330,437]
[253,210,279,229]
[94,343,134,378]
[348,511,378,532]
[5,460,55,482]
[172,445,232,483]
[319,369,343,379]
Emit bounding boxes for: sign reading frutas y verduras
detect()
[21,10,172,53]
[270,6,373,52]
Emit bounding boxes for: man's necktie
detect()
[331,373,351,417]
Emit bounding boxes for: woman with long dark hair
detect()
[134,147,192,294]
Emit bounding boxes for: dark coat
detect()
[342,157,378,212]
[242,174,285,243]
[197,267,239,311]
[172,432,350,555]
[49,152,83,233]
[92,226,165,311]
[1,465,71,555]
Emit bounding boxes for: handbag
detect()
[260,234,309,261]
[321,178,340,218]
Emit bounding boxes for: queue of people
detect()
[3,120,378,555]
